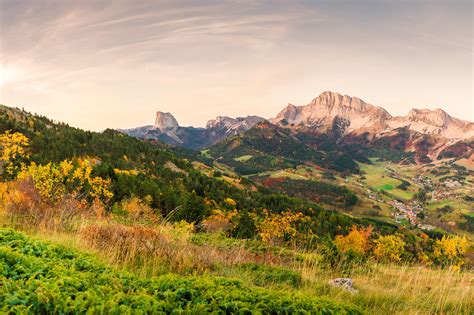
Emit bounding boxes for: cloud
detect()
[0,0,471,130]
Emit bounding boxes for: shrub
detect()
[257,209,312,246]
[17,158,113,205]
[238,262,303,288]
[397,180,411,190]
[0,179,91,231]
[0,130,30,178]
[119,196,159,223]
[201,209,237,233]
[374,235,406,262]
[232,209,257,239]
[433,235,469,269]
[334,226,373,255]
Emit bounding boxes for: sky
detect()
[0,0,472,131]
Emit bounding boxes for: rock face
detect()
[271,91,473,141]
[206,116,264,133]
[271,91,392,134]
[121,112,265,149]
[269,91,473,163]
[154,112,179,131]
[388,108,474,140]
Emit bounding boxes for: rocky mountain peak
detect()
[406,108,451,127]
[389,108,474,139]
[310,91,391,117]
[206,115,264,131]
[154,111,179,131]
[272,91,391,131]
[205,116,234,129]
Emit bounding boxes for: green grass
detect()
[388,189,416,200]
[234,154,253,162]
[200,149,212,158]
[0,228,361,314]
[377,184,394,191]
[425,199,471,216]
[359,162,417,200]
[265,169,308,180]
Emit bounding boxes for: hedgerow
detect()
[0,229,362,314]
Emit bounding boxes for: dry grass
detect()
[299,260,474,314]
[0,179,94,232]
[5,213,473,314]
[78,222,262,277]
[2,180,472,314]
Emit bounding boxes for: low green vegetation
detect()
[0,229,361,314]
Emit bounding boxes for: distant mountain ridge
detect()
[120,91,473,164]
[271,91,473,140]
[120,112,264,149]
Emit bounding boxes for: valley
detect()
[1,99,472,314]
[194,150,474,242]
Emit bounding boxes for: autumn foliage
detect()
[257,209,312,246]
[433,235,469,269]
[0,130,30,177]
[0,131,113,231]
[374,235,406,262]
[334,225,373,255]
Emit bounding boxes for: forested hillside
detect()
[0,105,365,238]
[209,121,363,174]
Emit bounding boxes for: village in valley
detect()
[351,158,473,238]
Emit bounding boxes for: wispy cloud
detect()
[0,0,471,130]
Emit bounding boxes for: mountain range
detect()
[121,91,473,169]
[120,112,264,149]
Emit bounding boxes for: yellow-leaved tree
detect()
[374,235,406,262]
[433,235,469,270]
[17,158,113,205]
[257,209,311,246]
[17,162,66,204]
[0,130,30,178]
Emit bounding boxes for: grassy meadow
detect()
[1,210,473,314]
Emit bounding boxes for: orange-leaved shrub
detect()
[201,209,238,233]
[118,196,159,223]
[334,225,373,255]
[0,178,92,231]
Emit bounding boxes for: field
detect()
[358,162,418,200]
[259,169,309,180]
[234,154,253,162]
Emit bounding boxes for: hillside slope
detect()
[0,228,361,314]
[0,104,371,238]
